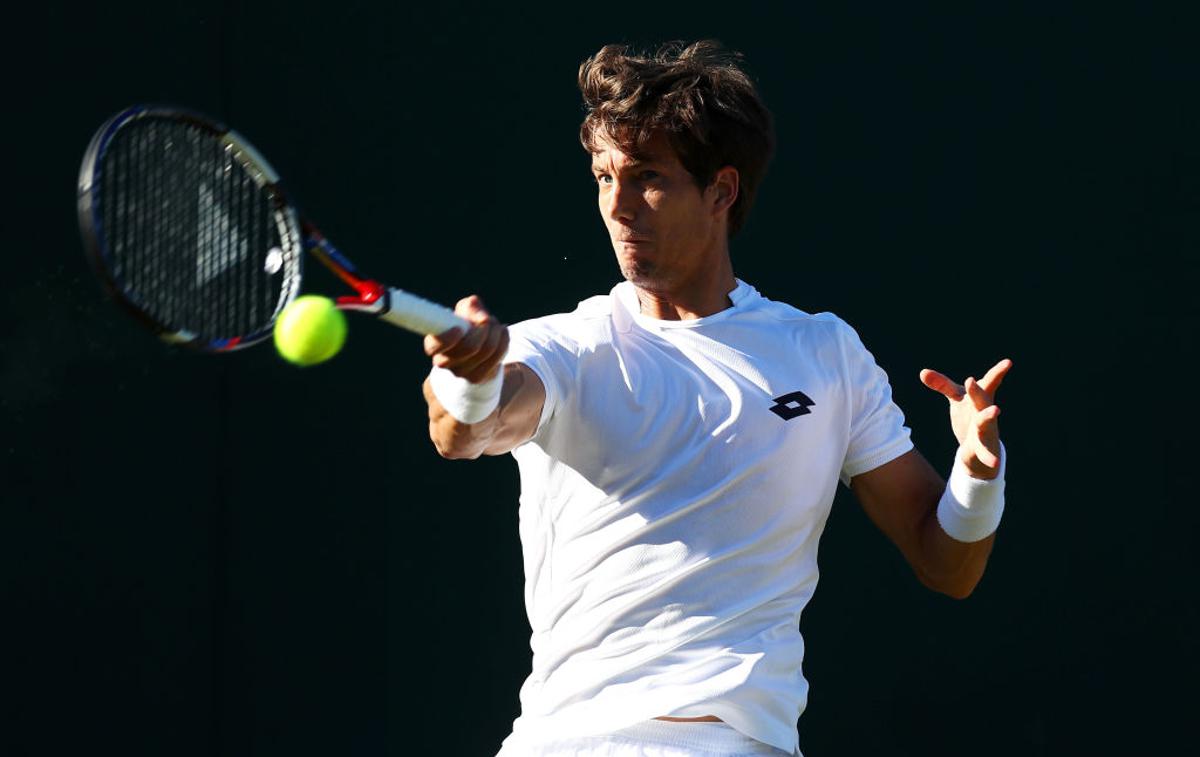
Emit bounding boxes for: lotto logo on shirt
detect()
[769,390,815,421]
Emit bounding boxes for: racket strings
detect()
[97,116,293,344]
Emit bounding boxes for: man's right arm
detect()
[421,295,546,459]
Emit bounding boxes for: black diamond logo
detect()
[769,390,815,421]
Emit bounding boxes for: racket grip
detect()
[380,287,470,336]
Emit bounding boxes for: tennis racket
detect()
[77,105,468,352]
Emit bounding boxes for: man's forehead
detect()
[590,133,677,168]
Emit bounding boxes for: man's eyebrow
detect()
[591,157,658,172]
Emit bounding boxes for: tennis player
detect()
[422,40,1011,757]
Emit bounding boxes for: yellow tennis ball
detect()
[274,295,347,366]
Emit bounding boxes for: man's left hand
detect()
[919,359,1012,480]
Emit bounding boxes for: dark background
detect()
[3,2,1196,755]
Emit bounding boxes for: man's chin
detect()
[618,260,661,289]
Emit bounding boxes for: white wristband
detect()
[428,366,503,424]
[936,443,1006,543]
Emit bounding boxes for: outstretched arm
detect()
[422,296,546,459]
[851,359,1012,598]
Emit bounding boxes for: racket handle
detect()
[380,287,470,336]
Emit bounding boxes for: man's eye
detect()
[640,170,659,180]
[595,174,613,185]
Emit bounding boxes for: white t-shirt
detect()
[499,280,913,755]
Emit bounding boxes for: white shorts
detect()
[496,720,794,756]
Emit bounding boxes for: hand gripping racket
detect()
[77,105,468,352]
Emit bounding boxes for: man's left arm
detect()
[850,359,1012,599]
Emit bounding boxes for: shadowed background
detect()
[2,1,1196,754]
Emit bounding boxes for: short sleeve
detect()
[839,322,913,485]
[504,315,581,438]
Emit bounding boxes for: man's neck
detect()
[633,257,737,321]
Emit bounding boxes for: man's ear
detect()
[710,166,740,217]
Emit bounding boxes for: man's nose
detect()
[605,179,637,223]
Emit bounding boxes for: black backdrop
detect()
[3,2,1196,755]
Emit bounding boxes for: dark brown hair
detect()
[578,40,776,237]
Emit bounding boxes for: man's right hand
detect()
[421,296,545,459]
[423,295,509,383]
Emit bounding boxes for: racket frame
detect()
[78,105,468,353]
[78,105,303,351]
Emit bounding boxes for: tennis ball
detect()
[274,295,347,366]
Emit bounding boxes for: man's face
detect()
[590,132,724,293]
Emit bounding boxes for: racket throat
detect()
[336,283,386,313]
[301,222,387,312]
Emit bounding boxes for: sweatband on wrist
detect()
[428,365,503,424]
[936,442,1006,543]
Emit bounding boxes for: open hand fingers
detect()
[965,376,992,411]
[967,405,1002,470]
[926,360,1008,476]
[920,368,964,402]
[978,358,1013,395]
